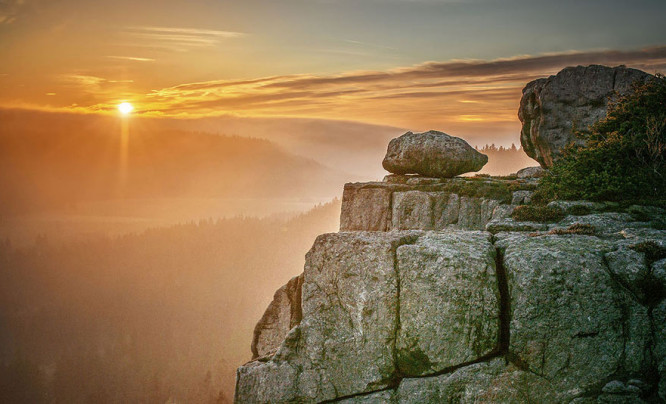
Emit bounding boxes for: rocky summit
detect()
[382,130,488,178]
[235,171,666,403]
[518,65,653,168]
[235,67,666,403]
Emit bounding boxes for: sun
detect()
[118,102,134,115]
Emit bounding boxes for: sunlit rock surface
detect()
[236,175,666,403]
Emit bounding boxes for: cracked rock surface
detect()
[396,232,499,376]
[237,177,666,403]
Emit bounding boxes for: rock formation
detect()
[235,75,666,402]
[382,130,488,177]
[519,65,652,168]
[236,168,666,402]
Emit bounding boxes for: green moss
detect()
[508,181,537,192]
[494,174,519,181]
[567,205,593,216]
[398,346,434,375]
[511,205,565,223]
[440,180,512,203]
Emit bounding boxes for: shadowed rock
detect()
[251,275,303,359]
[382,130,488,177]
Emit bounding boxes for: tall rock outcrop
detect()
[236,171,666,403]
[519,65,652,168]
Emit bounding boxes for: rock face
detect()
[396,232,499,376]
[519,65,652,168]
[236,173,666,403]
[382,130,488,177]
[251,275,303,359]
[339,175,526,232]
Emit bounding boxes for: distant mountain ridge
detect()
[0,110,350,213]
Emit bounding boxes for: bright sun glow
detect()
[118,102,134,115]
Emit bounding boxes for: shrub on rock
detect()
[534,76,666,203]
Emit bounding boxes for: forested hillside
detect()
[0,200,341,403]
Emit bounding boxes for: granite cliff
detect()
[236,172,666,403]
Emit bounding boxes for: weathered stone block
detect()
[396,359,557,403]
[433,192,459,228]
[499,234,652,397]
[396,231,499,376]
[392,191,434,230]
[340,183,393,231]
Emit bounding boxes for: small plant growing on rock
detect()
[511,205,565,223]
[533,76,666,203]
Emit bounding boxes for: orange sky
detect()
[1,0,665,143]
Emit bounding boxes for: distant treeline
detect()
[0,200,341,403]
[474,143,538,176]
[476,143,520,152]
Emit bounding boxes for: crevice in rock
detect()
[312,233,525,402]
[644,306,662,402]
[573,331,599,338]
[319,385,396,404]
[401,351,503,381]
[494,244,511,354]
[600,250,661,401]
[390,234,421,382]
[290,275,304,328]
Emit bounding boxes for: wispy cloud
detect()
[0,0,25,24]
[61,74,107,87]
[135,46,665,127]
[124,26,246,51]
[47,46,666,138]
[59,74,135,100]
[107,56,156,62]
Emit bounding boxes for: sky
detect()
[1,0,665,144]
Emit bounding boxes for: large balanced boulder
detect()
[518,65,652,168]
[382,130,487,177]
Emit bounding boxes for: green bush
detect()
[534,75,666,203]
[567,205,593,216]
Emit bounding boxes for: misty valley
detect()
[0,109,537,403]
